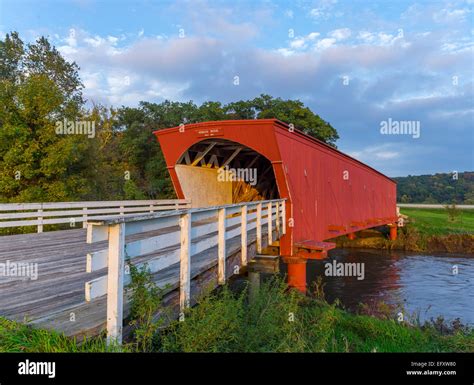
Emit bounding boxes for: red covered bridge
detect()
[154,119,398,292]
[0,118,399,342]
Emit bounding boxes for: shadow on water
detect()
[302,248,474,325]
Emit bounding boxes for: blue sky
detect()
[1,0,473,177]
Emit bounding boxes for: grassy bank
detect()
[1,278,472,353]
[336,208,474,253]
[399,208,474,236]
[0,318,124,352]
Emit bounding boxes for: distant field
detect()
[400,208,474,236]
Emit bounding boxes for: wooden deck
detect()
[0,225,271,338]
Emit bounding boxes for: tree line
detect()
[0,32,338,203]
[395,172,474,204]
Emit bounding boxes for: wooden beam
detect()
[179,213,191,310]
[245,155,260,169]
[241,205,247,267]
[276,202,280,235]
[37,209,43,233]
[281,200,286,235]
[220,147,242,168]
[267,202,273,245]
[178,151,191,165]
[191,142,216,166]
[106,223,125,346]
[217,208,226,284]
[256,202,262,253]
[207,154,219,168]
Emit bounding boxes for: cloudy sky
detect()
[1,0,473,177]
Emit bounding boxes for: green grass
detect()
[0,317,125,352]
[399,208,474,236]
[155,278,473,353]
[1,278,472,353]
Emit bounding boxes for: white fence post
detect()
[179,213,191,310]
[218,208,226,284]
[37,209,43,233]
[82,207,88,228]
[267,202,273,246]
[276,202,280,235]
[281,200,286,235]
[256,203,262,253]
[241,205,247,267]
[106,223,125,346]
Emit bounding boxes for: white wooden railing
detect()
[84,198,286,345]
[0,200,191,233]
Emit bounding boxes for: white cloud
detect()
[433,7,470,23]
[356,31,403,47]
[315,37,336,50]
[107,35,119,45]
[84,35,105,47]
[290,38,306,49]
[349,144,401,162]
[309,0,338,20]
[329,28,351,40]
[275,48,295,57]
[287,32,320,50]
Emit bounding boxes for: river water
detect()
[304,249,474,326]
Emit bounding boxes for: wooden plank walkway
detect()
[0,225,272,338]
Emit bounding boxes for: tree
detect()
[0,32,90,202]
[0,32,342,203]
[251,95,339,146]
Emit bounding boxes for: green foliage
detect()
[156,277,473,353]
[1,31,340,205]
[0,317,124,352]
[0,32,91,202]
[223,95,339,145]
[1,277,472,353]
[127,261,166,352]
[394,172,474,204]
[444,203,461,222]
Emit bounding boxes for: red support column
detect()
[284,257,307,293]
[389,225,397,240]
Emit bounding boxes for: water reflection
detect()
[305,249,474,325]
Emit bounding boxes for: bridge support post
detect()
[283,257,307,294]
[389,225,397,240]
[248,271,260,305]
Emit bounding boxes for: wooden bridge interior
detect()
[175,139,279,206]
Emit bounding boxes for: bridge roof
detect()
[153,119,395,184]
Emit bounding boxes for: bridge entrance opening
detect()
[175,139,279,208]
